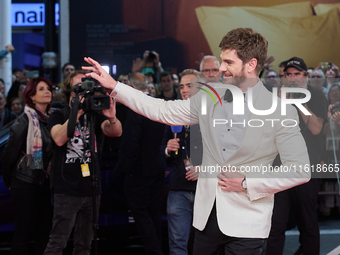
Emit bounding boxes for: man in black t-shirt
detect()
[44,70,122,255]
[157,72,178,100]
[267,57,328,255]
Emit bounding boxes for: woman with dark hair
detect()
[327,83,340,105]
[9,97,23,116]
[2,77,54,255]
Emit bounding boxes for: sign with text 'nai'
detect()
[11,3,59,27]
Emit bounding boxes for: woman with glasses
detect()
[310,69,328,96]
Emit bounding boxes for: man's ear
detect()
[246,58,257,73]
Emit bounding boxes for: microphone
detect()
[171,126,183,157]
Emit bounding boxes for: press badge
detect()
[81,163,90,177]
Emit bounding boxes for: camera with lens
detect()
[331,102,340,116]
[72,77,110,112]
[146,51,156,63]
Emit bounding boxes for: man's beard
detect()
[288,78,308,89]
[222,65,246,86]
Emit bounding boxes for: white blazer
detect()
[114,81,310,238]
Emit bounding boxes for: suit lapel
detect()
[205,85,227,166]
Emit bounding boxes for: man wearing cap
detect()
[266,57,328,255]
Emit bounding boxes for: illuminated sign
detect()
[11,3,59,27]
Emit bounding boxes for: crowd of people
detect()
[0,27,340,255]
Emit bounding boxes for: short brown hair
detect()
[219,28,268,75]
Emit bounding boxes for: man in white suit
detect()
[83,28,310,254]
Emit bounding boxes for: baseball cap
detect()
[284,57,307,72]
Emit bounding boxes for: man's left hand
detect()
[217,170,245,192]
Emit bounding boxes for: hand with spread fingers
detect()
[83,57,117,91]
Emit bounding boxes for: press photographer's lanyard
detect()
[183,125,190,159]
[78,115,90,177]
[329,117,340,194]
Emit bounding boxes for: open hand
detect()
[83,57,117,91]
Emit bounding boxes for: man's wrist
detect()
[108,117,117,124]
[109,81,122,98]
[107,81,118,93]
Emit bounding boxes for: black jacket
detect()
[115,108,166,177]
[1,108,17,129]
[2,113,53,187]
[160,125,202,192]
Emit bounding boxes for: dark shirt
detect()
[0,108,17,130]
[48,107,106,196]
[115,107,166,177]
[157,88,178,101]
[298,85,328,167]
[160,125,202,192]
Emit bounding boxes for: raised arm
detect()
[83,57,199,126]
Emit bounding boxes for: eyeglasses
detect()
[311,75,322,78]
[330,90,340,94]
[266,75,277,79]
[201,69,219,75]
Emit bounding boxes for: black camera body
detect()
[331,103,340,116]
[146,51,156,63]
[72,77,110,112]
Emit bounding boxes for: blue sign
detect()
[11,3,59,27]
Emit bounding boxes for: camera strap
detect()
[329,117,340,194]
[78,116,90,177]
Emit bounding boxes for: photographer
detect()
[132,50,163,82]
[267,57,328,255]
[44,70,122,255]
[329,97,340,125]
